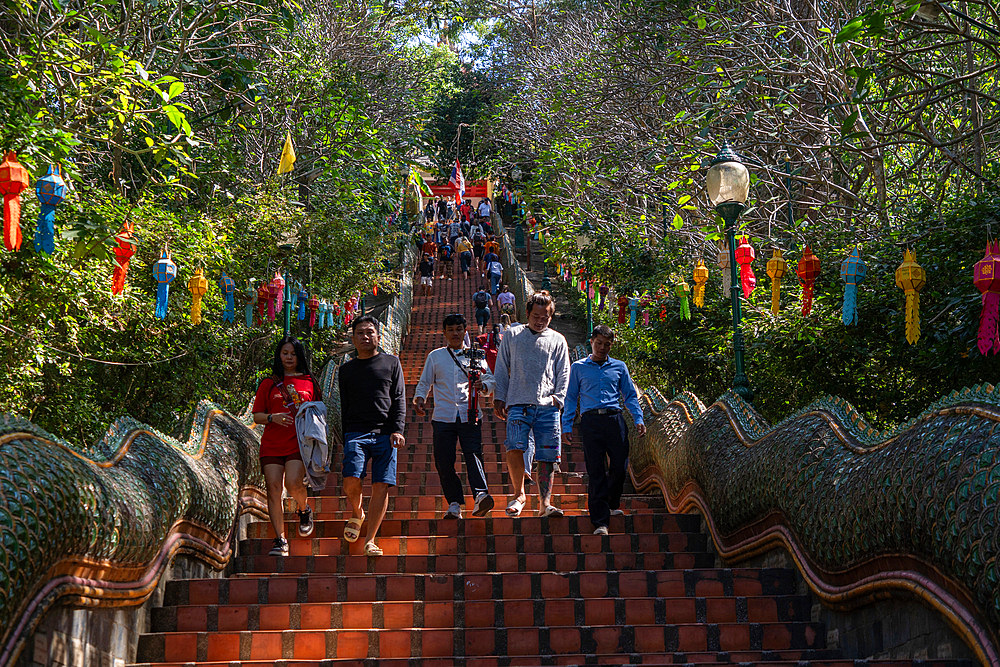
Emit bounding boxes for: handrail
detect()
[0,243,418,667]
[627,385,1000,666]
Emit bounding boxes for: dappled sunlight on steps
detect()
[129,265,969,665]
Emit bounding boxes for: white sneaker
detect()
[473,492,495,517]
[610,509,625,516]
[444,502,462,519]
[593,526,609,536]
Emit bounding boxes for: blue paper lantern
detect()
[34,164,66,254]
[153,249,177,319]
[840,246,867,326]
[297,289,308,320]
[218,272,235,323]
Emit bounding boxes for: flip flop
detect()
[363,541,383,556]
[506,498,525,517]
[343,514,365,543]
[540,505,564,518]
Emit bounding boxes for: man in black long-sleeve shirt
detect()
[338,315,406,556]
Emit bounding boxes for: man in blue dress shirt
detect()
[561,325,646,535]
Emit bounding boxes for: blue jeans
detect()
[505,404,561,463]
[342,432,397,486]
[460,251,472,273]
[489,272,501,296]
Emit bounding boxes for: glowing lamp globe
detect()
[706,141,749,208]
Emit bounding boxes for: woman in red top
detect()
[252,336,322,556]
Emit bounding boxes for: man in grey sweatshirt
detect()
[493,291,570,517]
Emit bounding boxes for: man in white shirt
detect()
[494,291,570,518]
[414,313,496,519]
[477,197,492,219]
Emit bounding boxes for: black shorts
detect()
[260,452,303,468]
[473,247,484,258]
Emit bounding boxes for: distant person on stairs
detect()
[413,313,496,520]
[416,253,434,296]
[561,325,646,536]
[473,286,492,334]
[252,337,320,556]
[338,316,407,556]
[494,291,570,518]
[455,235,473,279]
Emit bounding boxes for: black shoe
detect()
[268,536,289,556]
[297,507,314,537]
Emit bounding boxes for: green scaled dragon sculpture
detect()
[629,384,1000,666]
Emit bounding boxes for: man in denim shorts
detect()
[494,291,570,517]
[338,316,406,556]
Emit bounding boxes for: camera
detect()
[458,344,488,371]
[457,343,488,422]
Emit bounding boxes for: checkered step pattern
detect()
[130,269,967,665]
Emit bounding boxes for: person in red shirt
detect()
[476,324,502,372]
[252,336,322,556]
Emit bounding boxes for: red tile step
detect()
[163,569,800,607]
[150,595,815,632]
[135,621,829,661]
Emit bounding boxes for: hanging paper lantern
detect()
[244,284,257,328]
[218,272,235,323]
[692,261,709,308]
[153,249,177,319]
[297,289,308,320]
[675,280,692,320]
[34,164,66,254]
[266,278,280,321]
[273,272,285,312]
[0,152,30,252]
[628,296,639,329]
[256,283,269,323]
[332,300,343,327]
[839,246,867,326]
[326,302,337,328]
[617,295,628,325]
[894,249,925,345]
[308,295,319,327]
[973,241,1000,356]
[766,249,787,315]
[598,285,608,311]
[717,242,731,298]
[735,236,756,298]
[796,246,821,316]
[188,269,209,324]
[111,222,135,295]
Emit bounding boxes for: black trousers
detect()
[580,412,630,528]
[432,418,489,505]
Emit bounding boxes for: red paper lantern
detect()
[111,222,135,295]
[0,152,30,252]
[308,295,319,327]
[256,283,269,323]
[617,295,629,325]
[735,236,756,298]
[796,246,821,315]
[974,240,1000,356]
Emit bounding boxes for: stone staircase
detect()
[129,267,969,666]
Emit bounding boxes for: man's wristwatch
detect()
[267,414,272,423]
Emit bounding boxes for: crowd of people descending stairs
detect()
[132,201,970,665]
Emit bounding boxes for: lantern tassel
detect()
[223,294,234,323]
[298,295,307,320]
[267,294,276,321]
[977,291,1000,356]
[693,284,705,308]
[905,291,920,345]
[802,285,814,316]
[3,193,23,251]
[191,293,204,324]
[770,279,780,315]
[842,284,858,326]
[112,259,130,295]
[740,263,756,299]
[722,275,731,298]
[155,283,170,319]
[680,296,690,320]
[34,204,56,254]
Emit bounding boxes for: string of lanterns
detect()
[541,226,1000,351]
[0,150,361,329]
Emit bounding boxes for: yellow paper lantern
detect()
[766,249,787,315]
[692,260,709,308]
[188,268,209,324]
[895,249,926,344]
